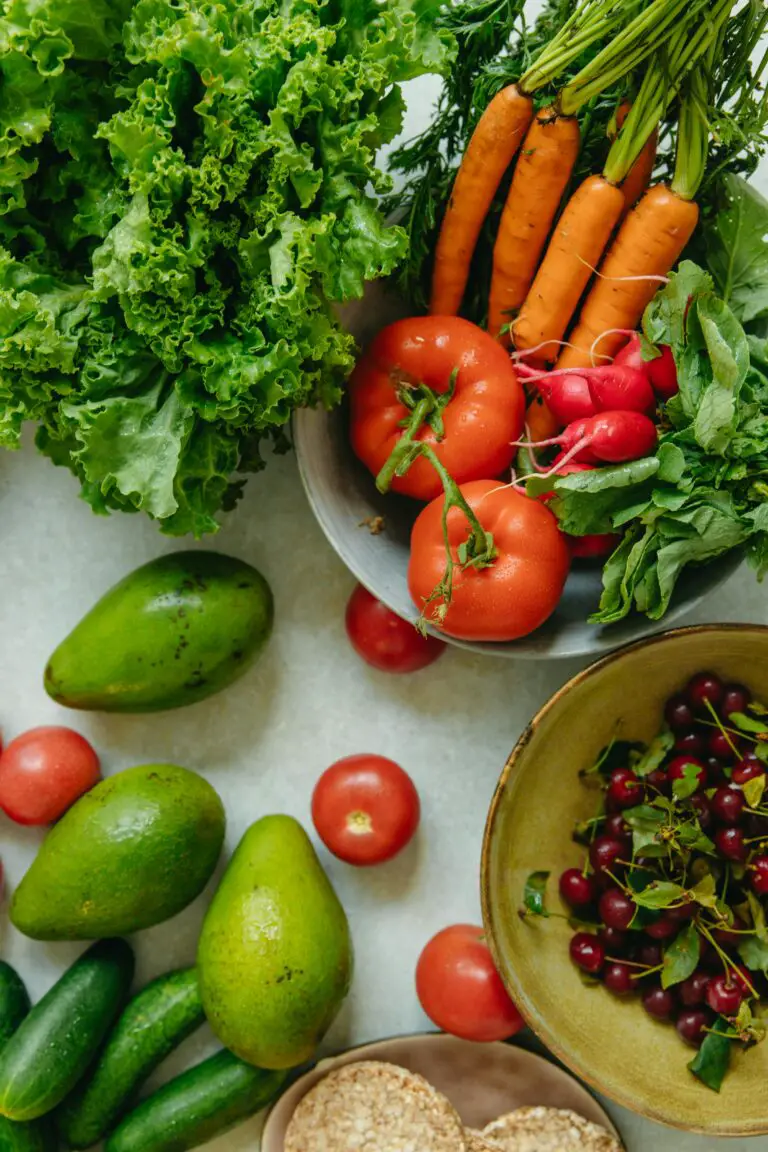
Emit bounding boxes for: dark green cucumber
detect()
[0,939,134,1122]
[104,1051,287,1152]
[0,963,57,1152]
[0,963,31,1048]
[58,967,205,1148]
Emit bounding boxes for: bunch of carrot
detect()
[430,0,736,375]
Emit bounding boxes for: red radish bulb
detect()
[647,344,678,399]
[585,364,655,415]
[536,373,597,425]
[570,533,622,560]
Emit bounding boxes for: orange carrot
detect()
[525,390,561,443]
[511,176,625,364]
[615,104,658,222]
[488,108,581,342]
[556,184,700,369]
[430,86,534,317]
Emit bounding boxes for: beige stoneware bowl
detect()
[261,1032,622,1150]
[482,623,768,1135]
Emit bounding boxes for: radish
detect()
[516,410,658,473]
[536,373,597,424]
[533,462,622,558]
[615,332,678,400]
[585,364,655,415]
[646,344,677,399]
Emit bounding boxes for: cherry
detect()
[709,730,741,762]
[675,731,706,757]
[604,813,632,843]
[604,961,635,996]
[690,793,713,831]
[715,826,748,863]
[570,933,605,975]
[713,916,747,949]
[707,973,746,1016]
[750,856,768,896]
[733,759,765,786]
[665,693,696,732]
[559,868,597,907]
[667,900,695,923]
[711,786,745,825]
[598,926,628,953]
[704,757,728,785]
[599,888,636,931]
[637,940,663,968]
[676,1008,713,1047]
[589,836,626,879]
[687,672,724,713]
[679,970,711,1007]
[721,683,751,718]
[667,756,707,792]
[645,767,669,795]
[642,984,677,1019]
[646,916,679,941]
[607,767,642,810]
[700,939,721,972]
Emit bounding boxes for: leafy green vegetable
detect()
[704,175,768,331]
[522,870,550,917]
[662,922,700,989]
[546,262,768,622]
[0,0,452,533]
[688,1017,734,1092]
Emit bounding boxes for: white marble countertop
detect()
[2,27,768,1152]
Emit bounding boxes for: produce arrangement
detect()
[523,670,768,1092]
[2,0,768,1151]
[280,1060,621,1151]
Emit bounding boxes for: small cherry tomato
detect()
[416,924,525,1042]
[345,584,445,674]
[0,727,101,825]
[312,754,420,866]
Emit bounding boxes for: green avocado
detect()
[44,551,273,713]
[197,816,353,1070]
[11,765,225,941]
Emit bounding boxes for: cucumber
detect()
[104,1051,287,1152]
[58,967,205,1148]
[0,963,31,1048]
[0,939,134,1122]
[0,963,57,1152]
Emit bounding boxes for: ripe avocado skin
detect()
[197,816,353,1071]
[10,765,226,941]
[44,551,274,713]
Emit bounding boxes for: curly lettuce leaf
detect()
[0,0,452,535]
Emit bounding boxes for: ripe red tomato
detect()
[416,924,525,1042]
[312,754,420,866]
[345,584,445,674]
[408,480,570,642]
[349,316,525,501]
[0,727,101,825]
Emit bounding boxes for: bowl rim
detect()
[261,1030,623,1149]
[481,621,768,1135]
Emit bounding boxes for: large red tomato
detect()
[349,316,525,502]
[408,480,570,642]
[416,924,525,1042]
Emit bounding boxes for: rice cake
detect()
[283,1060,467,1152]
[482,1107,621,1151]
[465,1131,503,1151]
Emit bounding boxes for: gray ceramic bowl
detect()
[294,283,742,659]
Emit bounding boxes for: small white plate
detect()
[261,1033,623,1150]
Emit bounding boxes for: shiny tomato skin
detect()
[350,317,525,501]
[409,480,570,642]
[312,754,420,866]
[416,924,525,1042]
[345,584,445,674]
[0,727,101,825]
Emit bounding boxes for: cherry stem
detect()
[703,698,742,759]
